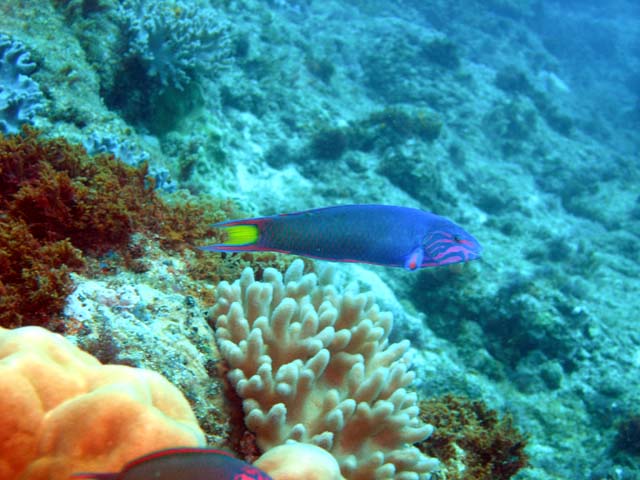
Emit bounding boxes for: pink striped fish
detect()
[201,204,481,270]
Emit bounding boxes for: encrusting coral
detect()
[0,325,205,480]
[209,259,438,479]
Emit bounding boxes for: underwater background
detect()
[1,0,639,479]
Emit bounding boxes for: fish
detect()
[200,204,481,270]
[70,447,273,480]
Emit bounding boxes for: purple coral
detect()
[0,34,43,134]
[118,0,232,91]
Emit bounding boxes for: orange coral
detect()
[0,326,205,480]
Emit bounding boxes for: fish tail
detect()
[200,217,270,252]
[219,224,260,246]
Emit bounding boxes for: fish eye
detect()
[453,234,462,243]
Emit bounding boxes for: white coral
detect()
[210,260,438,479]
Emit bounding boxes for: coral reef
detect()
[2,0,636,478]
[209,259,438,479]
[0,33,43,134]
[0,325,205,480]
[417,394,528,480]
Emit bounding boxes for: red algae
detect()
[0,128,225,328]
[418,394,528,480]
[0,127,307,329]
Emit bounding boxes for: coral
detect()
[209,259,438,479]
[483,100,537,156]
[417,395,528,480]
[0,33,43,134]
[494,66,534,96]
[61,270,234,447]
[187,247,313,287]
[305,107,442,164]
[0,325,205,480]
[117,0,232,92]
[255,442,345,480]
[107,0,234,129]
[494,67,573,136]
[377,148,455,214]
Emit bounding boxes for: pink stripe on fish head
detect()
[422,229,481,267]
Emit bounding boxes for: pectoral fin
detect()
[404,246,424,271]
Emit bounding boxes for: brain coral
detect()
[210,259,438,479]
[0,326,205,480]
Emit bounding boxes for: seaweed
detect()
[0,127,232,328]
[0,127,165,254]
[0,217,85,327]
[418,394,528,480]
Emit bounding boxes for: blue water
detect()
[1,0,639,479]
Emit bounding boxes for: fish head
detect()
[420,220,482,267]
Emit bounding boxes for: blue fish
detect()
[200,204,481,270]
[70,447,273,480]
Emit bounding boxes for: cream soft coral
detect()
[255,442,345,480]
[210,260,438,479]
[0,326,205,480]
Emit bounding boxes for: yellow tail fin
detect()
[220,224,260,245]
